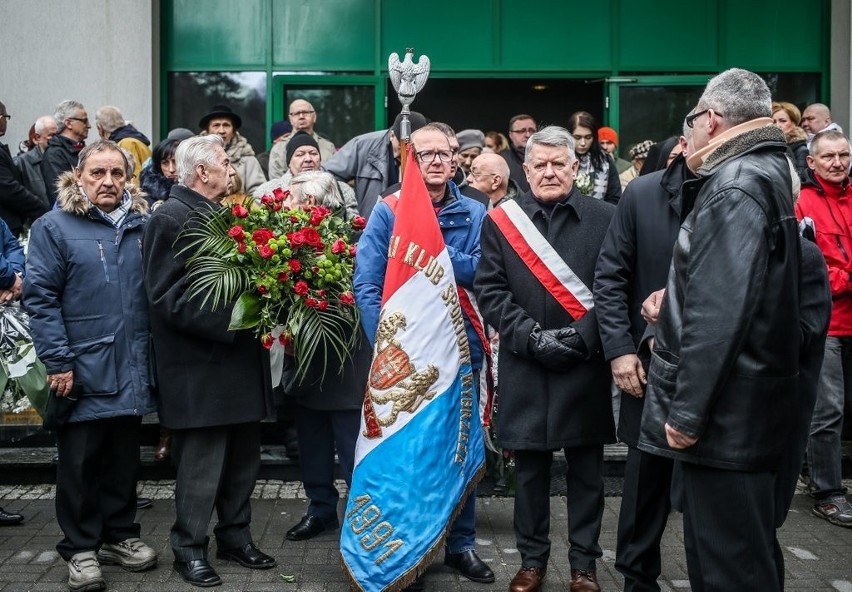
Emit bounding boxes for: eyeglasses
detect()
[510,127,536,135]
[416,150,454,164]
[0,114,10,121]
[68,117,89,125]
[467,169,495,181]
[289,110,315,117]
[685,109,723,129]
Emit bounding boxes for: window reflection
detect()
[283,85,376,148]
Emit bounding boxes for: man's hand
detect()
[528,325,585,371]
[665,422,697,449]
[48,371,75,398]
[610,354,646,397]
[10,273,22,300]
[641,289,666,326]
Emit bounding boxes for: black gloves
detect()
[527,324,587,371]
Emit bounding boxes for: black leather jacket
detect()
[638,124,801,471]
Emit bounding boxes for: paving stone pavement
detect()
[0,480,851,591]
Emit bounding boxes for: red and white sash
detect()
[489,200,594,321]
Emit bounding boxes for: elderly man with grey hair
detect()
[143,134,277,588]
[475,126,615,592]
[13,115,57,208]
[95,106,152,185]
[42,99,90,206]
[636,68,808,592]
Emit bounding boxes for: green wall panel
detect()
[272,0,376,70]
[164,0,270,68]
[618,0,718,71]
[500,0,611,72]
[722,0,823,70]
[381,0,496,71]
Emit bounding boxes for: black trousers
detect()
[170,422,261,561]
[294,406,360,520]
[681,463,782,592]
[615,447,675,592]
[513,446,604,571]
[55,416,142,560]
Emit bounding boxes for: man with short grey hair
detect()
[14,115,56,208]
[268,99,336,179]
[143,134,277,588]
[42,99,90,205]
[638,68,803,591]
[95,106,152,185]
[475,126,615,592]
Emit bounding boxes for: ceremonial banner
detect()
[341,148,485,591]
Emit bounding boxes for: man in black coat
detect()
[475,126,614,592]
[143,135,276,588]
[498,114,536,193]
[593,130,693,591]
[42,100,90,207]
[0,100,48,235]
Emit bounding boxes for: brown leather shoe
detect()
[510,566,546,592]
[154,427,171,462]
[570,569,601,592]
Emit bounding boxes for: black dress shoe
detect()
[173,559,222,587]
[136,497,153,510]
[0,508,24,526]
[216,543,276,569]
[285,514,339,541]
[444,549,495,583]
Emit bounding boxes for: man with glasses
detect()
[475,126,615,592]
[467,152,518,209]
[354,124,493,590]
[268,99,336,179]
[42,100,90,206]
[500,113,537,193]
[0,100,48,236]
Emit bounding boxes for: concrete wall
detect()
[831,0,852,132]
[0,0,155,151]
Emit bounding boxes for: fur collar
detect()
[690,118,786,176]
[56,171,149,217]
[200,131,255,162]
[785,126,808,144]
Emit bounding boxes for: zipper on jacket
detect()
[837,236,849,262]
[97,240,111,283]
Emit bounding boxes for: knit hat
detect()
[286,131,320,164]
[457,129,485,152]
[598,127,618,145]
[270,120,292,142]
[198,104,242,131]
[391,111,427,139]
[629,139,655,161]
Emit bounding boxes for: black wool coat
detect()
[593,157,690,446]
[0,143,47,235]
[143,184,273,429]
[474,189,616,450]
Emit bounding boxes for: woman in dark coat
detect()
[139,138,181,207]
[567,111,621,204]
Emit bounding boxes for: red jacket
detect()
[795,175,852,335]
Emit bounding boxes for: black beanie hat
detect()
[286,131,320,164]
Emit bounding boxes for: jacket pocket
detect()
[647,349,678,389]
[70,333,118,396]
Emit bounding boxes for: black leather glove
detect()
[528,324,587,371]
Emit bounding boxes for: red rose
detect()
[252,228,274,245]
[318,289,327,297]
[238,242,247,253]
[290,215,300,223]
[311,265,320,273]
[301,227,323,248]
[331,238,347,255]
[352,215,367,230]
[261,333,274,349]
[288,259,301,273]
[227,225,245,241]
[278,332,292,346]
[305,297,319,308]
[273,203,282,211]
[258,245,274,259]
[278,271,289,282]
[273,187,288,203]
[318,300,329,311]
[257,284,268,294]
[339,292,355,305]
[260,194,274,208]
[232,204,249,218]
[288,231,306,248]
[348,244,357,257]
[294,280,309,296]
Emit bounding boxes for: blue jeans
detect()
[807,335,850,500]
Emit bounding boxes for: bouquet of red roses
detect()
[180,188,366,382]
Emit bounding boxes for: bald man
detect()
[14,115,57,208]
[268,99,336,179]
[802,103,843,139]
[466,152,519,209]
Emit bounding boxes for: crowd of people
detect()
[0,65,850,592]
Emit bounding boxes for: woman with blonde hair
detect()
[772,101,809,181]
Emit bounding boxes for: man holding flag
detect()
[348,123,492,590]
[474,126,615,592]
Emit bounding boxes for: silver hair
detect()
[810,129,849,154]
[176,135,225,185]
[288,171,344,210]
[95,106,126,134]
[76,140,131,177]
[34,115,54,135]
[697,68,771,126]
[54,100,85,133]
[524,125,576,162]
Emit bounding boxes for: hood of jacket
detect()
[785,126,808,144]
[56,171,149,217]
[110,124,150,146]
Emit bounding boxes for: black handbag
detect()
[43,384,81,431]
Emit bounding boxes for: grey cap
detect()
[167,127,194,142]
[457,129,485,152]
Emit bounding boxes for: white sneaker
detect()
[98,537,158,571]
[67,551,105,591]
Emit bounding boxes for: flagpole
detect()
[388,47,430,178]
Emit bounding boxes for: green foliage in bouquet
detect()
[0,304,49,416]
[179,188,366,383]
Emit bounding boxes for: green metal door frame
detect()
[272,74,386,130]
[605,75,714,128]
